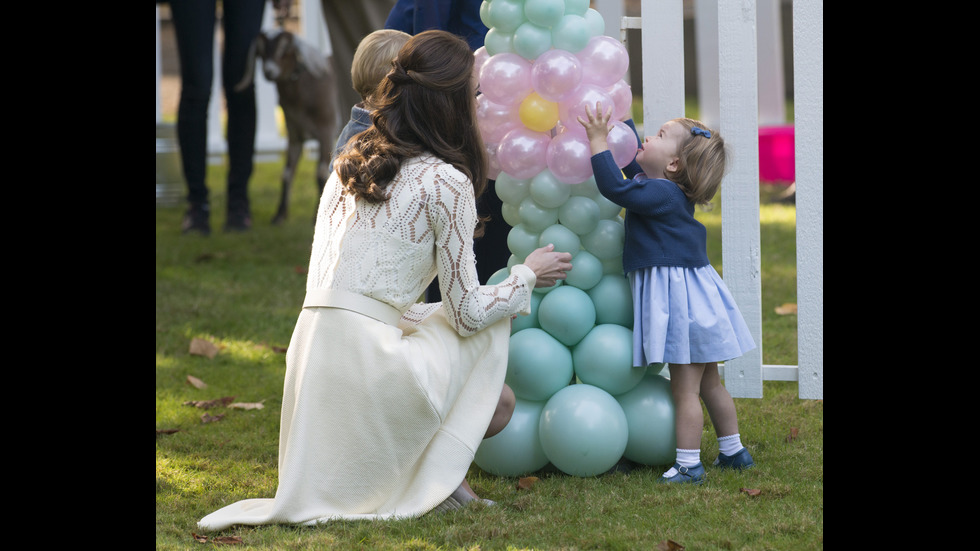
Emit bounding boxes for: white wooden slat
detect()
[640,0,686,128]
[718,0,764,399]
[793,0,823,400]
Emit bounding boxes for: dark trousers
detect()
[169,0,266,211]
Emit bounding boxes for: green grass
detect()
[156,152,819,550]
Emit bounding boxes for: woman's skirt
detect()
[198,300,510,531]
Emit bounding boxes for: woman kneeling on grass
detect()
[197,30,571,531]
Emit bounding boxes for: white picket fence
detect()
[622,0,822,400]
[154,0,823,400]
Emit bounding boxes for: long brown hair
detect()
[334,30,489,235]
[665,118,729,208]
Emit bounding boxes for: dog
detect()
[236,29,339,225]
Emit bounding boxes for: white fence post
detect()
[793,1,823,400]
[640,0,685,130]
[718,0,764,399]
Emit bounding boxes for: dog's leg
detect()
[275,124,304,225]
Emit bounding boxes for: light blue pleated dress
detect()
[629,265,756,366]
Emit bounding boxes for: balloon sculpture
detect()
[473,0,678,478]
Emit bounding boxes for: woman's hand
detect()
[523,244,573,288]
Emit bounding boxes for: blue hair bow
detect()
[691,127,711,138]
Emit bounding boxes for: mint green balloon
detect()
[563,0,590,16]
[615,372,677,466]
[573,324,644,396]
[475,397,550,476]
[484,27,515,56]
[489,0,527,33]
[518,196,559,232]
[564,249,603,290]
[538,224,581,256]
[513,21,553,61]
[593,190,623,219]
[507,223,541,259]
[496,172,532,205]
[558,195,600,235]
[601,254,624,275]
[581,218,624,260]
[537,285,595,346]
[501,201,522,226]
[551,14,591,53]
[530,169,571,209]
[533,278,562,295]
[480,0,492,28]
[511,292,543,333]
[524,0,564,27]
[583,8,605,37]
[569,175,599,198]
[539,383,628,477]
[587,274,633,327]
[507,328,574,401]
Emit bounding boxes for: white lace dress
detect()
[199,154,536,530]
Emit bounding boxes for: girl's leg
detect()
[699,362,739,438]
[667,363,706,450]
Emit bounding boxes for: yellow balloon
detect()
[519,92,559,133]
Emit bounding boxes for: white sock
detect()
[717,434,743,457]
[662,448,701,477]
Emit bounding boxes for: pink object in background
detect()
[758,125,795,186]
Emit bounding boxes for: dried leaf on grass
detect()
[189,338,220,359]
[295,265,308,274]
[156,429,180,435]
[228,400,266,410]
[740,488,762,496]
[201,413,225,424]
[786,427,799,442]
[657,540,684,550]
[774,303,798,315]
[192,533,242,545]
[186,375,208,389]
[516,476,539,490]
[184,396,236,409]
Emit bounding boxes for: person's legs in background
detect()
[170,0,218,235]
[220,0,266,231]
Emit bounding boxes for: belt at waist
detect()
[303,288,402,326]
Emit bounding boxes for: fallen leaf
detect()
[774,303,797,315]
[657,540,685,550]
[201,413,225,423]
[272,345,288,354]
[516,476,539,490]
[191,533,243,545]
[184,396,237,409]
[189,338,220,359]
[740,488,762,496]
[786,427,799,442]
[186,375,208,389]
[294,265,308,274]
[156,428,180,435]
[229,400,266,410]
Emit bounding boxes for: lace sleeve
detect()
[428,167,532,336]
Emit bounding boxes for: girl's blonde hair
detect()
[351,29,412,102]
[665,118,729,207]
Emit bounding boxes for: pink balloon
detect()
[486,142,502,180]
[474,46,490,79]
[546,128,594,184]
[577,35,629,87]
[558,84,615,130]
[477,94,521,143]
[606,79,633,121]
[479,52,533,106]
[607,120,639,169]
[530,49,583,103]
[497,127,552,179]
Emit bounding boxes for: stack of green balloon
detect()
[474,0,677,478]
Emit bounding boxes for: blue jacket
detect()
[590,147,711,273]
[384,0,487,51]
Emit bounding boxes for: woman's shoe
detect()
[713,447,754,470]
[657,462,705,484]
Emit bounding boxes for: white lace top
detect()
[307,154,535,336]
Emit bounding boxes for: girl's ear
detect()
[666,156,680,172]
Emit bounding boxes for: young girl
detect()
[579,102,756,484]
